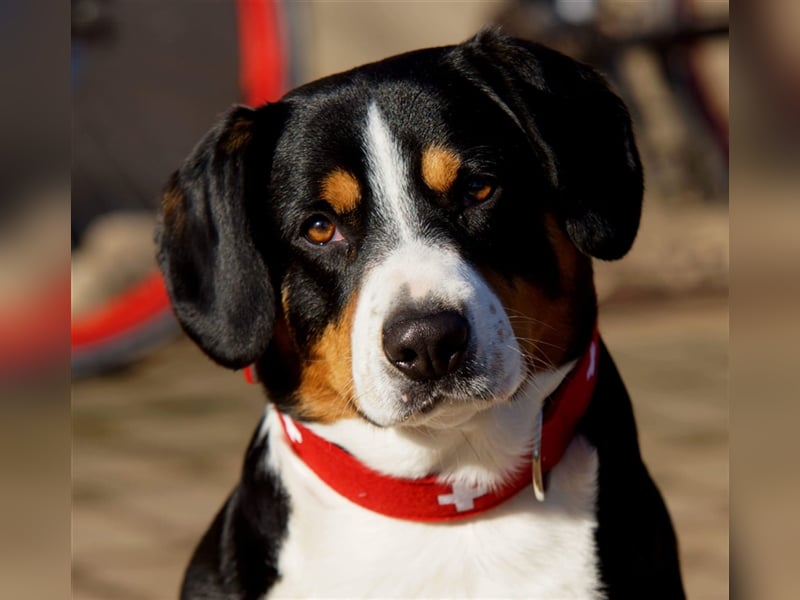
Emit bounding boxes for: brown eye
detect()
[303,216,342,245]
[463,176,496,206]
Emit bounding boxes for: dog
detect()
[156,29,685,599]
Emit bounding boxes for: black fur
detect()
[579,343,685,599]
[180,431,289,600]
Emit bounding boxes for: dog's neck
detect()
[301,362,576,489]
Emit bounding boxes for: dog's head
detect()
[156,30,642,428]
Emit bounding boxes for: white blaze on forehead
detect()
[352,103,523,428]
[364,102,417,242]
[377,241,472,301]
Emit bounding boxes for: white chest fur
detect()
[263,412,604,599]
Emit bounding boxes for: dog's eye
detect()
[303,215,343,245]
[462,176,497,206]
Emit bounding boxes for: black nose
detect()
[382,310,470,381]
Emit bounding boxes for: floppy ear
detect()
[462,30,643,260]
[156,104,285,369]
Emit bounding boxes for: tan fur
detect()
[421,146,461,193]
[544,214,585,294]
[221,116,253,154]
[321,169,361,213]
[161,185,186,234]
[480,215,592,371]
[295,299,359,422]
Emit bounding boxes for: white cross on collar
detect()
[437,481,489,512]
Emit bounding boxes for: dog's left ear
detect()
[460,30,643,260]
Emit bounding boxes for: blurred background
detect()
[8,0,792,597]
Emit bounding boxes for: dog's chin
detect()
[355,360,528,428]
[397,397,496,429]
[392,377,529,430]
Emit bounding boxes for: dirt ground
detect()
[72,293,728,600]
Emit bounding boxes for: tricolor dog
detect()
[157,30,684,599]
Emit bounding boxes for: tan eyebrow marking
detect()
[421,145,461,193]
[320,169,361,213]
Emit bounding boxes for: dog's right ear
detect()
[156,104,286,369]
[460,30,644,261]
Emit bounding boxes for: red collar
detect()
[275,330,599,522]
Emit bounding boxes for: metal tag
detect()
[532,409,545,501]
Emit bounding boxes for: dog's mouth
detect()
[393,368,527,427]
